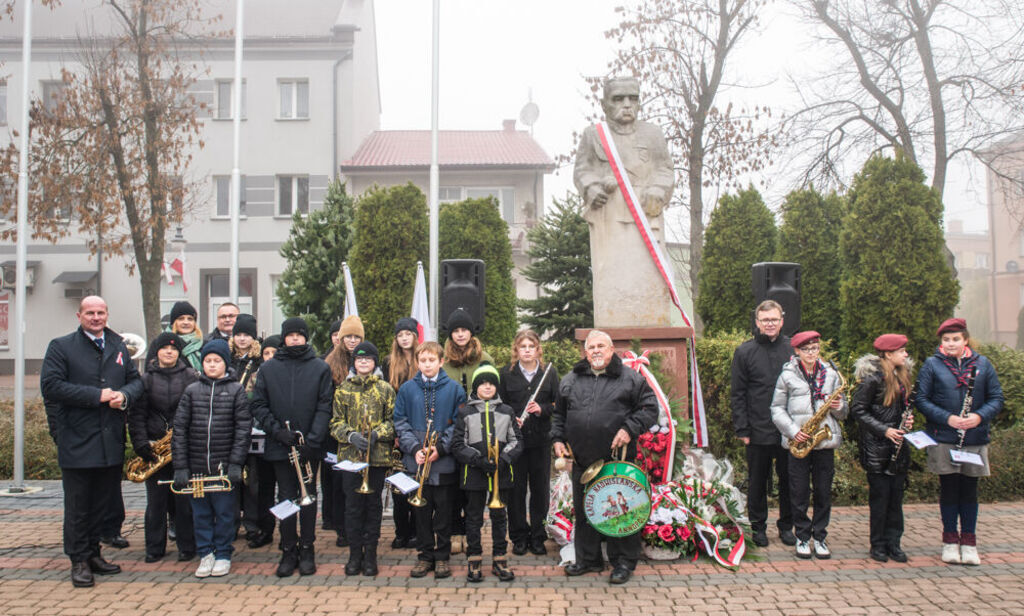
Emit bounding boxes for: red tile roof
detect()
[341,128,556,171]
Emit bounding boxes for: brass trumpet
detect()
[486,434,505,510]
[408,420,437,508]
[356,404,373,495]
[158,466,232,498]
[286,421,316,507]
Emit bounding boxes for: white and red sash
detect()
[594,122,708,448]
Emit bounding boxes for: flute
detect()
[518,362,554,423]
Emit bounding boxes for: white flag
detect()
[342,262,358,318]
[411,261,434,342]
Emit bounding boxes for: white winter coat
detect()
[770,358,848,451]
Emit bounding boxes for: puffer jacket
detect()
[731,333,793,445]
[498,361,558,449]
[129,358,199,450]
[915,348,1003,446]
[330,373,396,467]
[551,354,658,469]
[770,357,848,450]
[172,373,252,476]
[231,349,262,393]
[443,349,494,396]
[850,355,914,474]
[452,395,523,490]
[249,343,333,461]
[393,369,466,485]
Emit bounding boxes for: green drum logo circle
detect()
[583,462,652,537]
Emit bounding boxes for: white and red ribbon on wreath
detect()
[622,350,676,481]
[652,483,745,568]
[595,122,708,448]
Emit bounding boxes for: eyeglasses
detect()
[218,313,239,320]
[797,346,821,353]
[757,318,782,325]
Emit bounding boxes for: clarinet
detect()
[955,366,978,450]
[884,384,916,476]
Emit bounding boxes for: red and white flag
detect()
[169,246,189,293]
[411,261,434,342]
[342,262,358,318]
[160,259,175,285]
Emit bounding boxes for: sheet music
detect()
[270,500,300,520]
[386,472,419,495]
[950,449,984,466]
[903,431,937,449]
[333,460,368,472]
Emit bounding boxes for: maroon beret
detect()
[873,334,908,353]
[936,318,967,337]
[790,330,821,349]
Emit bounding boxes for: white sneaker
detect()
[941,543,961,564]
[813,539,831,560]
[195,553,215,578]
[795,540,812,559]
[960,545,980,566]
[211,559,231,577]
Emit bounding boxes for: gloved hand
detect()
[348,432,369,452]
[298,443,317,460]
[369,430,379,448]
[476,455,497,473]
[172,469,190,491]
[273,428,298,447]
[227,464,243,486]
[135,443,157,463]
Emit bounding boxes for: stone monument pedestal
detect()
[574,326,692,421]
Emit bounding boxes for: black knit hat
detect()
[328,319,342,336]
[262,335,283,351]
[394,317,419,336]
[151,332,184,353]
[232,313,258,338]
[471,363,500,392]
[169,301,197,324]
[280,317,309,341]
[445,308,475,335]
[201,339,231,367]
[352,341,379,369]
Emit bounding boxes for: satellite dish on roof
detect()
[519,101,539,127]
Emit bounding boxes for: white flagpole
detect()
[428,0,440,335]
[342,262,358,318]
[229,0,244,304]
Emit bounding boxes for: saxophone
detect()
[126,429,173,482]
[789,363,846,460]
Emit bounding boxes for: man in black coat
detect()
[41,296,144,588]
[731,299,795,548]
[552,330,658,585]
[250,317,333,578]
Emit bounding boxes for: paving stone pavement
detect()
[2,480,1024,614]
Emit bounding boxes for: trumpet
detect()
[408,420,438,508]
[486,432,505,510]
[286,421,316,507]
[356,404,373,495]
[158,465,232,498]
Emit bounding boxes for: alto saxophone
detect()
[790,362,846,459]
[127,429,173,482]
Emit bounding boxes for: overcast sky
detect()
[374,0,988,235]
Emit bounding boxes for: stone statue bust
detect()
[573,77,677,328]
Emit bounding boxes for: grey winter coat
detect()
[770,358,848,451]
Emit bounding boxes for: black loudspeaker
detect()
[440,259,485,334]
[752,262,801,337]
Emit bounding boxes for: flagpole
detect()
[427,0,440,334]
[229,0,244,305]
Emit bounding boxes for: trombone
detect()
[356,403,373,495]
[286,420,316,507]
[158,464,232,498]
[408,419,437,508]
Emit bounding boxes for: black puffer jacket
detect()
[850,356,912,474]
[731,333,792,445]
[231,351,262,393]
[129,359,199,450]
[250,343,333,461]
[172,373,252,476]
[551,354,658,469]
[452,395,523,490]
[498,362,558,449]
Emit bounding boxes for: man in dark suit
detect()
[41,296,144,588]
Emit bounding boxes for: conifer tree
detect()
[839,153,959,359]
[518,194,593,339]
[697,186,777,335]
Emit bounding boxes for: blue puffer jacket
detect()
[915,349,1003,446]
[393,370,466,485]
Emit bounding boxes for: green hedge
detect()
[0,399,61,480]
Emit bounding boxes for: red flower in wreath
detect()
[677,526,691,540]
[642,525,656,537]
[657,525,675,543]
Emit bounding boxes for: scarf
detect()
[178,331,203,371]
[940,346,978,388]
[799,359,826,402]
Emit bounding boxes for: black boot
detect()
[362,544,378,577]
[345,545,363,576]
[276,547,299,578]
[298,543,316,576]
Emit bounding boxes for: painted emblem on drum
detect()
[583,466,651,537]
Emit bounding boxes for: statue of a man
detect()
[574,77,677,328]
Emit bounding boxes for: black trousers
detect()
[272,459,317,551]
[788,448,835,542]
[392,486,416,541]
[867,471,906,550]
[62,465,122,562]
[321,437,339,531]
[101,473,126,538]
[746,443,793,533]
[570,466,641,569]
[450,487,467,536]
[241,454,277,539]
[144,464,196,556]
[508,444,550,546]
[465,489,511,557]
[415,483,454,563]
[341,466,387,549]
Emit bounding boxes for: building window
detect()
[439,186,462,202]
[278,79,309,119]
[215,79,247,120]
[206,272,254,333]
[41,80,66,113]
[270,274,286,337]
[465,187,516,223]
[214,175,247,218]
[278,175,309,216]
[975,253,989,269]
[0,80,6,126]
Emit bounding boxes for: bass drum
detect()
[582,459,652,538]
